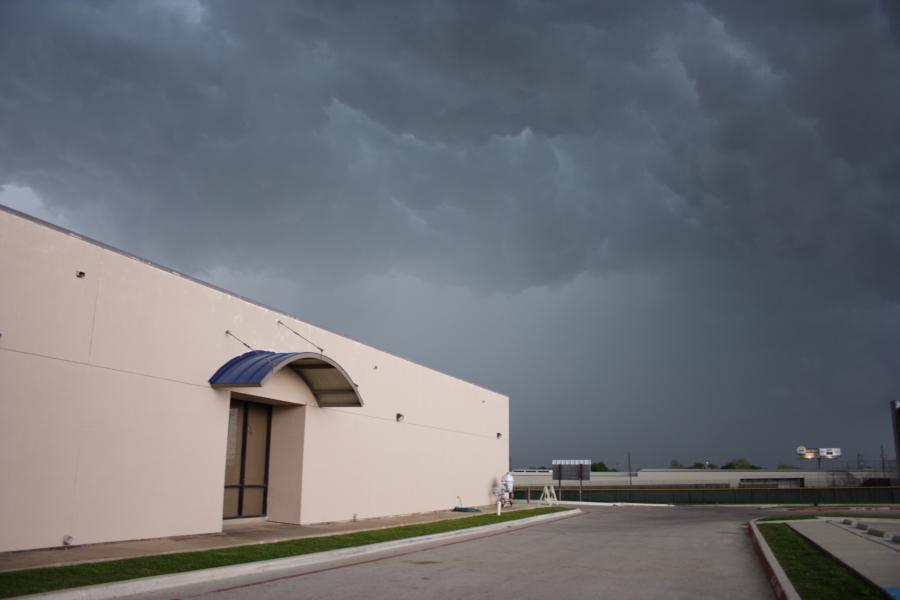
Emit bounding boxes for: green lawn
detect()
[757,523,886,599]
[0,507,569,598]
[759,513,900,522]
[758,515,823,522]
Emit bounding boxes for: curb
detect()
[558,501,674,507]
[21,509,581,600]
[747,518,801,600]
[826,519,900,553]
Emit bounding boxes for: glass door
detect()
[223,399,272,518]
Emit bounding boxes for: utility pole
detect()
[627,452,633,487]
[891,401,900,483]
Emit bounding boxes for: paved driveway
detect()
[136,505,772,600]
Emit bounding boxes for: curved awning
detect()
[209,350,363,407]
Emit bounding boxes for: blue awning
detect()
[209,350,363,407]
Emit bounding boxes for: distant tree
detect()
[591,461,617,472]
[721,457,762,470]
[776,463,799,470]
[670,459,685,469]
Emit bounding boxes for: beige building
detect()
[0,206,509,553]
[512,468,882,489]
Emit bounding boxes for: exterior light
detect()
[396,413,404,422]
[497,433,503,439]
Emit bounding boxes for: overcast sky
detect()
[2,0,899,469]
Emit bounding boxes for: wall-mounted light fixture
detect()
[497,433,503,439]
[396,413,404,422]
[75,271,86,279]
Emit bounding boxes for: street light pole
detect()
[627,452,632,487]
[891,401,900,484]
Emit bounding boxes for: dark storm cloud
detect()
[2,0,898,294]
[1,0,898,467]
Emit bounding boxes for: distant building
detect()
[512,468,895,489]
[0,206,509,552]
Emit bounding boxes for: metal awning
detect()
[209,350,363,407]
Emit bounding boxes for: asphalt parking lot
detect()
[134,505,772,600]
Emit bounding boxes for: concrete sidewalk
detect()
[788,519,900,598]
[1,510,581,600]
[0,504,539,573]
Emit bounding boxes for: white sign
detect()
[796,446,841,459]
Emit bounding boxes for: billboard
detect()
[551,459,591,481]
[796,446,841,459]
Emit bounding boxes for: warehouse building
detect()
[0,206,509,552]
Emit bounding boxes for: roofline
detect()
[0,203,508,399]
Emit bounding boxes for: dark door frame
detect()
[224,399,273,519]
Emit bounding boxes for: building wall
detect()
[0,208,509,552]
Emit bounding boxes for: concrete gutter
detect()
[747,518,801,600]
[21,509,581,600]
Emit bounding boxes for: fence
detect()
[514,486,900,505]
[829,458,897,473]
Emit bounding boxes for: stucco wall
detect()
[0,208,509,552]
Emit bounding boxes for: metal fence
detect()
[818,458,897,474]
[514,486,900,505]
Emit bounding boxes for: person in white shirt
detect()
[502,471,515,506]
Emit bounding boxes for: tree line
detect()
[524,458,801,471]
[667,458,799,470]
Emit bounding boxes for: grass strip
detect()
[0,507,568,598]
[757,523,886,599]
[776,504,900,508]
[758,513,900,522]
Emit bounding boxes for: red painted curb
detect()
[747,523,789,600]
[786,505,900,513]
